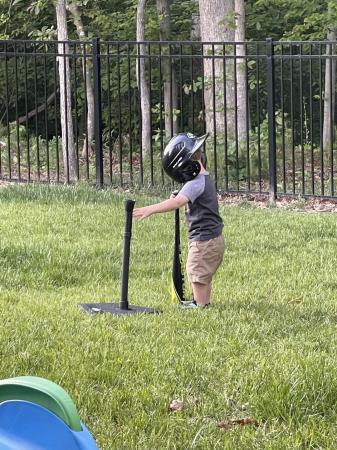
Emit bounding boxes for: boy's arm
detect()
[133,194,188,220]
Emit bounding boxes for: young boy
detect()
[133,132,224,308]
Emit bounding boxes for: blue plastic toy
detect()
[0,376,99,450]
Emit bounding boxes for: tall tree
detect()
[323,2,336,152]
[235,0,247,150]
[67,1,95,158]
[190,0,200,40]
[198,0,235,139]
[56,0,77,181]
[136,0,151,156]
[156,0,178,137]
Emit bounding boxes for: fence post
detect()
[266,37,277,202]
[92,37,103,187]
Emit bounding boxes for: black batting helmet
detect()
[162,132,208,183]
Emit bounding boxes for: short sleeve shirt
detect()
[179,172,223,241]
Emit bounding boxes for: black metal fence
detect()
[1,38,337,199]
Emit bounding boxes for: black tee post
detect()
[79,200,159,316]
[119,199,135,310]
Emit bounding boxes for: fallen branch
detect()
[16,90,58,124]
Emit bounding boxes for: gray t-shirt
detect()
[179,172,223,241]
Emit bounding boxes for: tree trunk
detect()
[323,12,336,152]
[235,0,247,153]
[136,0,151,156]
[198,0,235,140]
[68,1,95,158]
[56,0,77,181]
[156,0,178,138]
[191,0,200,40]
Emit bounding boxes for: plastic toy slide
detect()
[0,376,99,450]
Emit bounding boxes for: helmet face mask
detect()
[162,132,208,183]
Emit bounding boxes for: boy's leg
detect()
[187,234,224,307]
[191,282,211,306]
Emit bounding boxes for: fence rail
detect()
[1,38,337,199]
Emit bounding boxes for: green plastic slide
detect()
[0,376,82,431]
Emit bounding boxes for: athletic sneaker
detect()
[180,300,211,309]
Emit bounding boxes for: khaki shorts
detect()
[186,234,225,285]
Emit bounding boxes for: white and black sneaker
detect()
[179,300,211,309]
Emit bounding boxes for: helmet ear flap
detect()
[178,160,201,182]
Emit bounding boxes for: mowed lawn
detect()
[1,184,337,449]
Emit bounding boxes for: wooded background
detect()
[1,1,337,197]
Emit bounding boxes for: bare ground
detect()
[219,192,337,213]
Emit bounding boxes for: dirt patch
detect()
[0,179,13,187]
[219,193,337,213]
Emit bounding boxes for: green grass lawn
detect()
[1,184,337,449]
